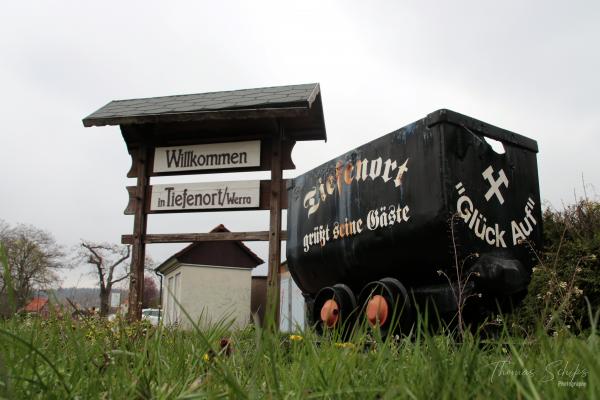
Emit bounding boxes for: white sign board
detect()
[153,140,261,173]
[150,180,260,211]
[110,292,121,308]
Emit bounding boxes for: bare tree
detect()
[77,241,130,317]
[0,220,65,312]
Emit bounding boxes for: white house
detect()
[155,225,263,329]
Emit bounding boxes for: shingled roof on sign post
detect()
[82,83,326,141]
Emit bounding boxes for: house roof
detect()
[82,83,326,141]
[24,297,49,313]
[155,224,264,273]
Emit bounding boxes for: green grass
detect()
[0,313,598,400]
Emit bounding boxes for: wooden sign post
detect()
[83,83,326,324]
[129,144,149,320]
[266,130,283,323]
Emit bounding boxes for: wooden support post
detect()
[128,145,149,322]
[266,128,283,327]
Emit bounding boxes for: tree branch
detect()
[108,245,131,271]
[110,273,130,285]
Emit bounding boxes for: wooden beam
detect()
[266,127,284,327]
[128,142,149,322]
[121,231,288,245]
[83,106,310,128]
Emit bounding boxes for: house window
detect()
[174,272,181,323]
[165,272,182,325]
[167,276,174,324]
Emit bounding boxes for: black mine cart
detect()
[286,109,542,334]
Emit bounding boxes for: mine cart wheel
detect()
[359,277,413,336]
[313,284,357,335]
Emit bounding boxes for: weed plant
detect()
[0,305,598,399]
[1,199,599,399]
[515,198,600,333]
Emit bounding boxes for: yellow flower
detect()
[202,353,211,362]
[334,342,355,349]
[289,335,303,342]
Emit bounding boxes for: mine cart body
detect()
[286,109,542,328]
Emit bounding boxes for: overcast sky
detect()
[1,1,598,288]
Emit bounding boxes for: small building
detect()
[155,225,263,329]
[251,275,268,325]
[279,262,306,332]
[249,263,307,330]
[23,297,50,317]
[22,297,65,318]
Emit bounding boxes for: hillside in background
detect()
[44,287,128,309]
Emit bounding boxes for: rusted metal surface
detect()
[426,109,538,152]
[286,109,542,323]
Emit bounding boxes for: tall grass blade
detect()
[0,328,71,396]
[0,244,15,315]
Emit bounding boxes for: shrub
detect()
[515,197,600,333]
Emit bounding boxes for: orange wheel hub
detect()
[366,295,389,326]
[320,299,340,328]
